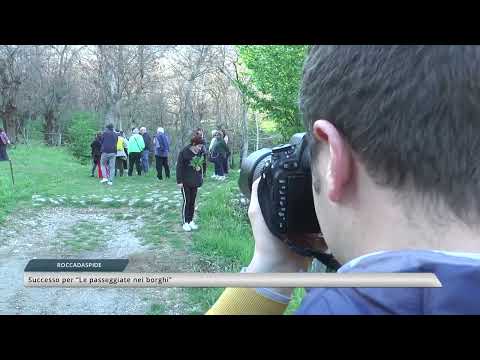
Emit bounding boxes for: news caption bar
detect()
[24,259,442,288]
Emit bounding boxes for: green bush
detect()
[66,112,101,164]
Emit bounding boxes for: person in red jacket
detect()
[90,132,103,178]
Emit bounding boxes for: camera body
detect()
[239,133,341,270]
[239,133,320,238]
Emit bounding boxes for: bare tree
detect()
[25,45,86,145]
[1,45,253,165]
[93,45,171,131]
[0,46,28,143]
[215,47,252,166]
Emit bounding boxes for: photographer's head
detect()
[300,45,480,263]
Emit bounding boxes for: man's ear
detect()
[312,120,352,202]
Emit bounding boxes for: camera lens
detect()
[238,148,272,198]
[272,144,293,154]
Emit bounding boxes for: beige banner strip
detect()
[24,272,442,288]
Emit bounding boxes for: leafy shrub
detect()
[66,112,101,164]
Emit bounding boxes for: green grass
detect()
[59,220,106,251]
[0,142,159,221]
[0,142,86,221]
[2,143,308,314]
[142,168,257,314]
[191,176,253,266]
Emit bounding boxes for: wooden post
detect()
[9,160,14,185]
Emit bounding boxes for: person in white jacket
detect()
[209,130,218,152]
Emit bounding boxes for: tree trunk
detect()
[16,113,28,143]
[105,99,121,129]
[230,136,235,168]
[181,46,209,142]
[254,112,259,151]
[173,112,181,167]
[240,101,249,167]
[104,104,115,127]
[1,105,17,143]
[183,79,195,141]
[44,110,56,146]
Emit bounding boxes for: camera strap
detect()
[285,240,342,272]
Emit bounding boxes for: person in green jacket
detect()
[128,128,145,176]
[210,131,230,180]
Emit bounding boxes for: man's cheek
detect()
[312,179,331,226]
[312,185,323,225]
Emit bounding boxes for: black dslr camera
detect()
[239,133,341,270]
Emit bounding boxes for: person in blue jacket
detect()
[154,127,170,180]
[99,123,118,185]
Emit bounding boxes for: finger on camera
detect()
[248,179,261,219]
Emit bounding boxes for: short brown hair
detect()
[191,134,203,146]
[300,45,480,221]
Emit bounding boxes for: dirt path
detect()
[0,183,213,315]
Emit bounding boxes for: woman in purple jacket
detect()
[0,128,11,161]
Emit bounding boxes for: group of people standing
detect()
[3,122,228,234]
[90,124,171,185]
[90,123,230,233]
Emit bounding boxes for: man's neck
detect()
[351,203,480,261]
[333,164,480,262]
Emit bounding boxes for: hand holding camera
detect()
[246,178,314,274]
[240,133,341,271]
